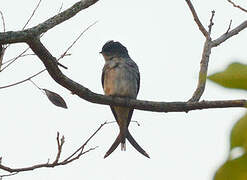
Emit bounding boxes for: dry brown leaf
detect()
[43,89,68,109]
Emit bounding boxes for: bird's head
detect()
[100,40,129,61]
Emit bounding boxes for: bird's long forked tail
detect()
[104,130,150,158]
[104,133,122,158]
[126,131,150,158]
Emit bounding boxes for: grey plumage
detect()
[101,41,149,158]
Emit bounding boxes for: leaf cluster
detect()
[209,63,247,179]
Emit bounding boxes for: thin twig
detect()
[29,79,42,90]
[0,70,46,89]
[227,0,247,13]
[0,45,67,71]
[58,21,98,60]
[22,0,42,30]
[1,1,68,72]
[62,147,98,164]
[0,21,97,89]
[0,11,6,32]
[225,19,233,34]
[212,20,247,47]
[104,121,117,125]
[0,172,18,178]
[0,122,106,173]
[0,45,5,71]
[58,3,64,13]
[53,132,65,164]
[0,0,99,44]
[132,120,141,126]
[1,0,70,72]
[64,121,107,162]
[0,0,42,66]
[185,0,209,37]
[2,53,36,65]
[208,10,215,36]
[0,11,6,71]
[0,47,30,72]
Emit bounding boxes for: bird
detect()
[100,40,149,158]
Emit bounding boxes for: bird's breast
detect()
[103,64,137,98]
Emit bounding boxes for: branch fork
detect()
[186,0,247,102]
[0,122,106,175]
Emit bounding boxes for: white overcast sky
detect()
[1,0,247,180]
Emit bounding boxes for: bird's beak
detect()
[99,51,102,54]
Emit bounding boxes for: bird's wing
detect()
[125,59,140,94]
[110,106,133,125]
[136,72,140,94]
[101,66,106,89]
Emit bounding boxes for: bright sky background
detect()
[1,0,247,179]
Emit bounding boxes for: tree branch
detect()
[0,0,99,44]
[208,10,215,35]
[25,37,247,112]
[185,0,209,38]
[0,47,30,72]
[227,0,247,13]
[0,44,4,70]
[2,0,247,178]
[212,20,247,47]
[187,3,214,102]
[0,20,96,87]
[0,0,247,113]
[187,0,247,102]
[0,11,6,32]
[22,0,42,30]
[225,19,232,34]
[188,11,215,102]
[0,172,18,179]
[0,122,106,174]
[1,0,246,113]
[188,38,212,102]
[0,2,246,176]
[0,69,46,89]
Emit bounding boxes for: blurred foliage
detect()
[208,62,247,180]
[230,113,247,151]
[214,154,247,180]
[208,63,247,90]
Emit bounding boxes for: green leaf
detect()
[208,62,247,90]
[214,154,247,180]
[230,112,247,151]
